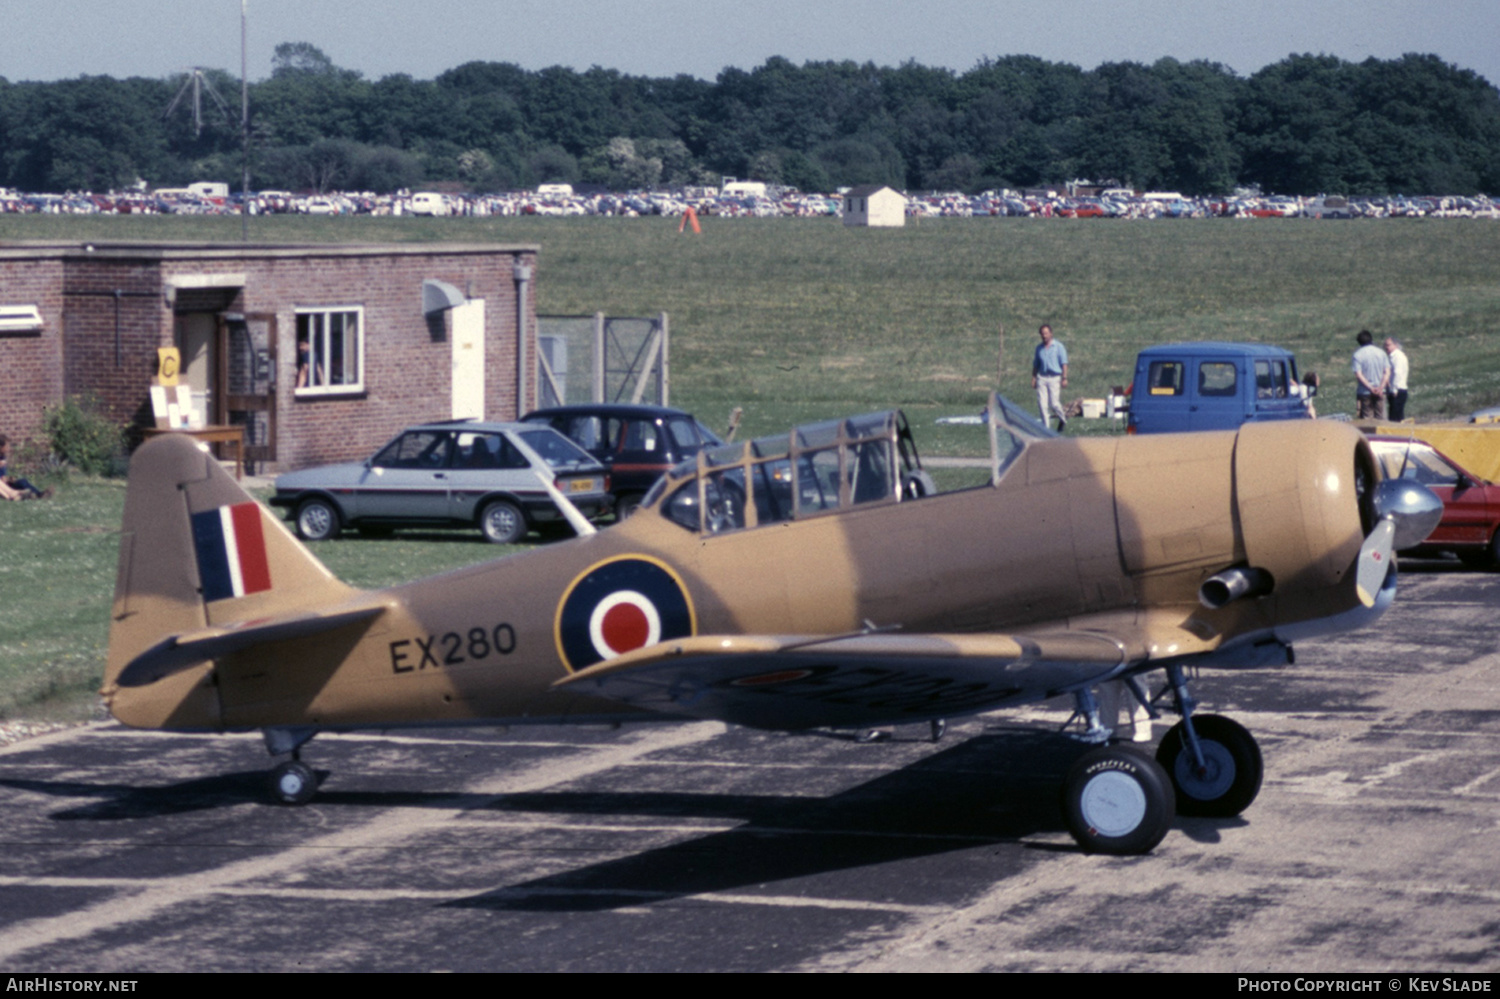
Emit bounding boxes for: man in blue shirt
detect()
[1351,329,1390,420]
[1032,324,1069,431]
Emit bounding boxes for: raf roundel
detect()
[556,556,695,671]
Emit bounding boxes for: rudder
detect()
[104,435,356,717]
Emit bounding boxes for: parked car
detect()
[270,421,610,543]
[1126,342,1313,434]
[521,404,722,517]
[1369,437,1500,566]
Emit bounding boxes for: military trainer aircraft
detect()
[103,395,1441,854]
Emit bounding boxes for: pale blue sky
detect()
[3,0,1496,86]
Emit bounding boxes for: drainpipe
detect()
[513,261,532,418]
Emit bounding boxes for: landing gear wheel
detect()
[268,760,319,805]
[1155,714,1263,817]
[295,498,339,541]
[1062,745,1175,854]
[479,500,525,544]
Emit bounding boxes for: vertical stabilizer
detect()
[104,435,357,723]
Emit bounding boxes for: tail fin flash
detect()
[104,435,356,709]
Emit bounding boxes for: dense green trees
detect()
[1,44,1497,196]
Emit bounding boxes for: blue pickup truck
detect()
[1126,342,1313,434]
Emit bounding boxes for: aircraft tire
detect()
[1156,714,1263,817]
[295,497,340,541]
[268,761,319,806]
[479,500,526,544]
[1062,745,1175,855]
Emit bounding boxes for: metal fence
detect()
[536,313,669,408]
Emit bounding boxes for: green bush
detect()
[43,396,125,477]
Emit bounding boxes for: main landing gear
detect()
[263,727,320,805]
[1060,663,1266,854]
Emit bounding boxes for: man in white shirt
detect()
[1385,337,1410,421]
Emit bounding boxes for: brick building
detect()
[0,241,539,472]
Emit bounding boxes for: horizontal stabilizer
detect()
[116,604,388,688]
[554,630,1143,730]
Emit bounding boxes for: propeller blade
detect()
[1356,518,1396,607]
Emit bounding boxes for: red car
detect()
[1370,437,1500,566]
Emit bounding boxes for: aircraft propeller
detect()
[1355,477,1443,606]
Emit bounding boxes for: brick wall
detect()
[0,244,539,473]
[0,258,65,442]
[219,248,536,471]
[60,256,168,438]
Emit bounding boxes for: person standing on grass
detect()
[1032,324,1069,432]
[1385,337,1410,421]
[1352,330,1391,420]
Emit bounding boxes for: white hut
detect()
[843,185,907,228]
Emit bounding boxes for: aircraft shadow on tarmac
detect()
[1,722,1247,902]
[441,727,1236,913]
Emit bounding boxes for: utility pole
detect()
[241,0,249,242]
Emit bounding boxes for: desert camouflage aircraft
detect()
[103,395,1441,854]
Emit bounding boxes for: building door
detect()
[451,299,485,421]
[174,313,218,427]
[221,313,278,466]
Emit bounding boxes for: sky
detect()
[2,0,1497,88]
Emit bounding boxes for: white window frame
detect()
[294,305,365,397]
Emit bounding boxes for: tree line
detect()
[2,43,1498,197]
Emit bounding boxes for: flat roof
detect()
[0,241,540,262]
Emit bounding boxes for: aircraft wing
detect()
[553,630,1154,731]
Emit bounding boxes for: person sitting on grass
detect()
[0,434,50,500]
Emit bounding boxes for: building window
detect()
[294,306,363,396]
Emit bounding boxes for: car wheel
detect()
[616,494,643,520]
[480,500,526,544]
[295,497,340,541]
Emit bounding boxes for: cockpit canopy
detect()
[642,396,1053,535]
[644,410,921,534]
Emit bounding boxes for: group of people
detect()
[1352,330,1410,421]
[1028,323,1413,432]
[0,434,48,500]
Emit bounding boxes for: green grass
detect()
[0,478,514,720]
[4,213,1500,716]
[0,478,127,719]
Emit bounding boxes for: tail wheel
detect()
[1062,745,1175,854]
[479,500,525,544]
[268,761,318,805]
[1155,714,1263,817]
[295,497,340,541]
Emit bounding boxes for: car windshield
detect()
[1374,443,1462,487]
[517,428,596,469]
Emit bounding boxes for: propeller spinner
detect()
[1356,478,1443,606]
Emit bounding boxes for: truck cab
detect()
[1127,342,1311,434]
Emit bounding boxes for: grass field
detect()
[3,213,1499,718]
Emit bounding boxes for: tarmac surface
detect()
[1,564,1498,972]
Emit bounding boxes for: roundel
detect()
[555,556,695,672]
